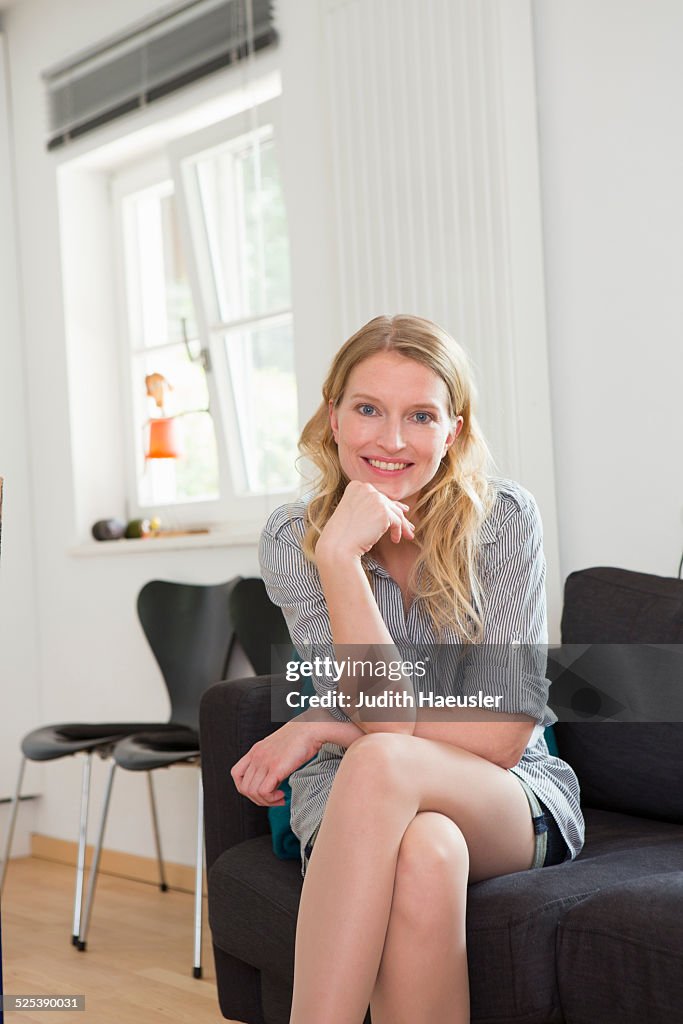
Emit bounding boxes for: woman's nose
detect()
[377,418,406,452]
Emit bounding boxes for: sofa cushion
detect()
[553,567,683,823]
[208,807,683,1024]
[561,567,683,645]
[557,872,683,1024]
[208,837,301,985]
[553,722,683,823]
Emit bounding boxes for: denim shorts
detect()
[513,775,570,868]
[303,778,570,870]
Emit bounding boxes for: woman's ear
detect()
[329,400,339,444]
[443,415,464,455]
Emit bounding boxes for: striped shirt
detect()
[259,478,585,878]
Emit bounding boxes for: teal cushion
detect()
[268,661,314,860]
[267,775,301,859]
[544,724,560,756]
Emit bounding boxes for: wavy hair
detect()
[299,314,496,641]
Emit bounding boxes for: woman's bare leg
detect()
[370,811,470,1024]
[289,733,535,1024]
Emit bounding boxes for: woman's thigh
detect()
[334,732,536,882]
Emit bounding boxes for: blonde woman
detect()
[232,315,584,1024]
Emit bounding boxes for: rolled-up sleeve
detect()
[258,509,351,722]
[461,492,551,723]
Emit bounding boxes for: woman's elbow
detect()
[353,717,416,737]
[496,748,524,770]
[497,725,536,769]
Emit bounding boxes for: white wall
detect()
[533,0,683,581]
[0,26,40,852]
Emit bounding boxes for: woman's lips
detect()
[362,457,413,475]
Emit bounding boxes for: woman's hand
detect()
[230,719,324,807]
[316,480,415,561]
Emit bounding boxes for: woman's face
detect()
[329,351,463,508]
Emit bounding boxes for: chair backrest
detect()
[137,578,240,731]
[553,567,683,824]
[228,577,291,676]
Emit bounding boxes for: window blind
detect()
[43,0,276,151]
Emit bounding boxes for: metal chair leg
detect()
[0,756,26,894]
[71,753,93,945]
[146,772,168,892]
[77,760,116,952]
[193,769,204,979]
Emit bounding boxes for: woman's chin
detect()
[374,480,413,504]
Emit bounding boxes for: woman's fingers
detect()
[241,760,259,795]
[321,482,418,555]
[233,756,286,806]
[389,512,403,544]
[388,504,415,543]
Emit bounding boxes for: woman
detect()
[232,315,584,1024]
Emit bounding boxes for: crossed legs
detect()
[289,732,536,1024]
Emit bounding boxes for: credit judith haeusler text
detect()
[285,690,504,709]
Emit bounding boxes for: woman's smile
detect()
[329,351,461,504]
[362,456,414,475]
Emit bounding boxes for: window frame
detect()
[111,97,299,528]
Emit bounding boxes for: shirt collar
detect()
[363,555,391,578]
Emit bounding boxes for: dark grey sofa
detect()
[200,567,683,1024]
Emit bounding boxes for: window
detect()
[113,100,299,526]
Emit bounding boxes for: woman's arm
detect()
[411,491,548,768]
[322,583,534,764]
[318,484,546,769]
[411,712,536,770]
[231,708,365,807]
[315,482,418,734]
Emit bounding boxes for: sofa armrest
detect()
[200,674,286,871]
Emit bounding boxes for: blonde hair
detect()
[299,314,495,641]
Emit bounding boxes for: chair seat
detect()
[113,729,200,771]
[207,808,683,1024]
[20,722,181,762]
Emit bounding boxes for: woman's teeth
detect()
[367,459,410,471]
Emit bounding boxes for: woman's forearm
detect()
[412,711,536,770]
[316,549,393,645]
[292,706,365,749]
[315,549,416,735]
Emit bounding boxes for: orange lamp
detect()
[146,416,184,459]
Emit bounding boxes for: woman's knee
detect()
[391,813,469,928]
[335,731,413,794]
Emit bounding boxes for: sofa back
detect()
[553,567,683,824]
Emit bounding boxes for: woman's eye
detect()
[358,404,376,416]
[413,411,433,424]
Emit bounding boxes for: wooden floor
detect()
[1,857,245,1023]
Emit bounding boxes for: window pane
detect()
[125,181,197,348]
[222,319,299,493]
[133,345,219,506]
[194,133,291,322]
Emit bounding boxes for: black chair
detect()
[78,577,289,977]
[0,577,239,954]
[227,576,293,675]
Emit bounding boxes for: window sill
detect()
[68,526,260,557]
